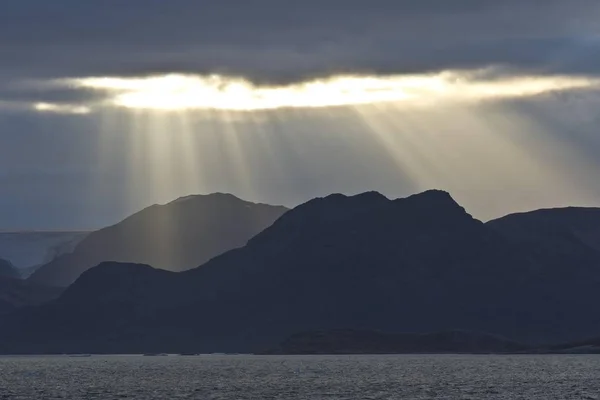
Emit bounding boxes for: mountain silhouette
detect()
[3,190,600,354]
[487,207,600,264]
[28,193,288,287]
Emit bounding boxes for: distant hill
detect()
[3,190,600,354]
[264,329,528,354]
[0,232,88,277]
[545,335,600,354]
[28,194,288,287]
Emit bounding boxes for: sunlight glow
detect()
[63,71,600,112]
[33,102,91,114]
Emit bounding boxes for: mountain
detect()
[0,259,61,314]
[0,276,63,315]
[0,232,88,277]
[487,207,600,262]
[0,258,19,279]
[3,190,600,354]
[264,329,528,354]
[28,194,288,287]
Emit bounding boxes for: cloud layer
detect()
[2,1,600,80]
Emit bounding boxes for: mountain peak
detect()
[58,261,176,305]
[404,189,455,202]
[168,192,242,205]
[319,191,389,204]
[276,191,389,221]
[396,189,466,213]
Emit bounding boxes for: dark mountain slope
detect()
[0,275,62,315]
[487,207,600,256]
[0,258,19,279]
[3,190,600,354]
[173,190,600,349]
[28,194,288,287]
[1,259,61,313]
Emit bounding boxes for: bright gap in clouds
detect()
[34,102,91,115]
[61,71,600,112]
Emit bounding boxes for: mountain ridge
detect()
[3,190,600,354]
[0,231,88,277]
[28,193,288,287]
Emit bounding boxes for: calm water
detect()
[0,354,599,399]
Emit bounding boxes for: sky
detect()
[2,0,600,230]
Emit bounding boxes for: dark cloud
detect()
[0,0,598,109]
[1,0,600,83]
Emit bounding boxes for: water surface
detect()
[1,354,598,399]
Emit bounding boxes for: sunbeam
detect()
[344,100,600,219]
[53,67,600,223]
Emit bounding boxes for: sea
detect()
[0,354,598,399]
